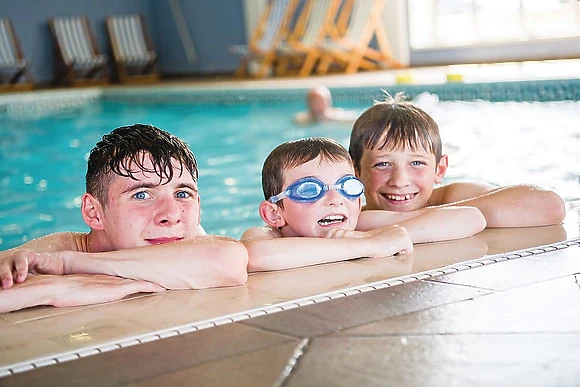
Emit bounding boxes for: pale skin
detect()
[242,157,486,273]
[356,145,566,228]
[0,156,248,311]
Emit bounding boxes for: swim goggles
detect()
[269,175,364,204]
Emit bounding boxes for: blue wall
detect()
[0,0,246,83]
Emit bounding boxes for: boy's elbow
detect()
[544,191,566,225]
[471,207,487,234]
[190,239,248,289]
[218,240,249,286]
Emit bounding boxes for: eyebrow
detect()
[121,182,198,194]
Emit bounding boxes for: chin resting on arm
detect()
[356,206,487,243]
[241,225,412,273]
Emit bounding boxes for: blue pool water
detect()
[1,95,579,250]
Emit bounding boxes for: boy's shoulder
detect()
[429,182,497,206]
[241,226,283,241]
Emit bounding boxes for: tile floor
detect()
[1,61,580,385]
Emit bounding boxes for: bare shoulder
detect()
[430,182,497,205]
[240,226,282,241]
[1,232,88,258]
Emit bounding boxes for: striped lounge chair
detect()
[274,0,340,77]
[0,17,34,90]
[316,0,406,75]
[48,16,108,86]
[106,14,159,84]
[229,0,298,78]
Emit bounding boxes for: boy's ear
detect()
[434,154,449,184]
[81,193,106,231]
[259,200,287,228]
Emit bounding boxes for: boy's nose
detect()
[323,189,345,206]
[388,167,410,187]
[156,198,182,225]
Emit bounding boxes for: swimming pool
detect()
[0,89,579,250]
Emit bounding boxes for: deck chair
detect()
[48,16,108,86]
[0,17,34,91]
[229,0,298,78]
[275,0,340,77]
[316,0,405,75]
[106,14,159,84]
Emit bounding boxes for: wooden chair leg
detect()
[234,57,248,78]
[299,51,318,77]
[255,52,275,78]
[316,53,333,75]
[345,50,364,74]
[276,56,290,76]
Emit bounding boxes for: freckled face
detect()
[98,157,200,250]
[357,146,447,212]
[277,157,362,238]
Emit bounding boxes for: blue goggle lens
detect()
[269,175,364,203]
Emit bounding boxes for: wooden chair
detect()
[275,0,340,77]
[48,16,108,86]
[316,0,406,75]
[229,0,298,78]
[106,14,159,84]
[0,17,34,91]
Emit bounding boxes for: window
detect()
[408,0,580,65]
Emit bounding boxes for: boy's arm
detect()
[430,183,566,228]
[1,236,248,290]
[241,226,412,273]
[356,207,486,243]
[0,274,164,313]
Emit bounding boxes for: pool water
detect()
[1,96,579,250]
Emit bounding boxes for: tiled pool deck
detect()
[1,60,580,386]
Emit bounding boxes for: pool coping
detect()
[1,77,580,117]
[1,236,578,378]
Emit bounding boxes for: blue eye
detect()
[411,161,424,166]
[176,191,190,199]
[133,191,149,200]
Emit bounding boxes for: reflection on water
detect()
[0,97,579,250]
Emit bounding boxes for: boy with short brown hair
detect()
[349,94,566,227]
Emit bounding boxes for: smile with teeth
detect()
[318,214,346,226]
[383,193,416,201]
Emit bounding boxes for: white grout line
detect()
[1,237,579,378]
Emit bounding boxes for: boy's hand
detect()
[366,225,413,257]
[0,250,66,289]
[325,225,413,257]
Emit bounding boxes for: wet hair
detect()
[262,137,353,207]
[86,124,198,205]
[349,92,442,172]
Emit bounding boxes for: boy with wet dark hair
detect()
[0,124,248,312]
[349,93,566,227]
[242,137,485,272]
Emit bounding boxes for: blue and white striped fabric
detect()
[108,15,156,65]
[0,18,28,72]
[229,0,291,56]
[319,0,372,52]
[52,17,107,68]
[277,0,333,54]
